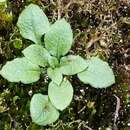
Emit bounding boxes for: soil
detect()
[0,0,130,130]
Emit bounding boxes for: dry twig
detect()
[113,95,121,130]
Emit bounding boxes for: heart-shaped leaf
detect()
[45,19,73,58]
[78,57,115,88]
[30,94,59,126]
[0,57,41,84]
[48,78,73,110]
[60,55,87,75]
[47,67,63,85]
[17,4,50,44]
[22,44,51,67]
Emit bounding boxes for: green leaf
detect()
[48,56,59,68]
[48,78,73,110]
[30,94,59,126]
[0,57,41,84]
[60,55,87,75]
[22,44,51,67]
[78,57,115,88]
[45,19,73,58]
[17,4,50,44]
[47,67,63,85]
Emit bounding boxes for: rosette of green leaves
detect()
[0,4,115,126]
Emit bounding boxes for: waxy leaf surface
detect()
[48,79,73,110]
[0,57,41,84]
[47,67,63,85]
[23,44,51,67]
[17,4,50,44]
[78,57,115,88]
[45,19,73,58]
[30,94,59,126]
[60,55,87,75]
